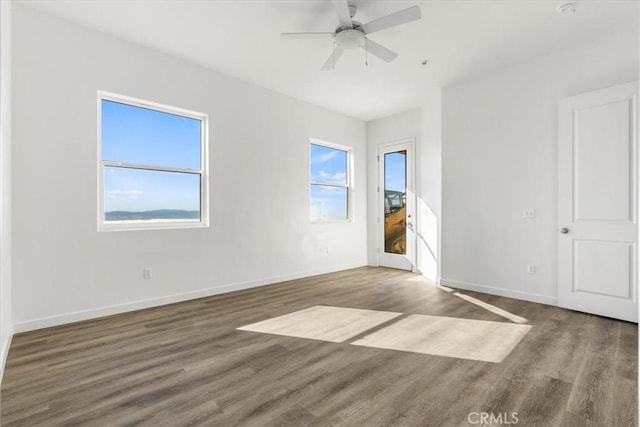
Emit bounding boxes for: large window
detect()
[310,141,351,221]
[98,92,208,231]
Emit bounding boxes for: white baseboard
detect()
[439,278,557,306]
[0,325,14,385]
[13,261,367,333]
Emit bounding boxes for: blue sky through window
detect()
[104,167,200,212]
[310,144,347,184]
[310,186,348,221]
[385,152,406,193]
[101,99,202,216]
[101,100,201,169]
[310,143,348,221]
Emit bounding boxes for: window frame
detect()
[309,139,353,223]
[97,91,209,232]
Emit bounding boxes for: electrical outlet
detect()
[527,264,536,275]
[522,208,536,218]
[143,267,153,279]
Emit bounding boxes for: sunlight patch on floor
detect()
[453,292,529,324]
[406,274,528,322]
[237,305,402,343]
[351,314,531,363]
[239,306,531,363]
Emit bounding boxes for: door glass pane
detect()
[104,166,201,222]
[384,150,406,254]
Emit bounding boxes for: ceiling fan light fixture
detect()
[281,1,421,70]
[335,29,365,49]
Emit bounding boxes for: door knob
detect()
[560,227,569,234]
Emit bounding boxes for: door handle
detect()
[560,227,569,234]
[407,222,413,228]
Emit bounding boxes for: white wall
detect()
[418,90,442,280]
[11,6,367,331]
[441,28,639,304]
[366,98,442,281]
[0,0,13,379]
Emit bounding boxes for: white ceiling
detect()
[16,0,639,121]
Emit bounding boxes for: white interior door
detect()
[378,140,415,271]
[558,81,638,322]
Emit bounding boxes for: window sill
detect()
[98,220,209,232]
[310,219,353,224]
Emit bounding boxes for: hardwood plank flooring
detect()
[0,267,636,426]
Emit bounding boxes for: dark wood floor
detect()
[0,267,636,426]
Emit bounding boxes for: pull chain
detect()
[333,40,336,70]
[365,38,368,67]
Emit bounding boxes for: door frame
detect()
[377,139,416,272]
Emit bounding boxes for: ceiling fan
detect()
[281,1,421,71]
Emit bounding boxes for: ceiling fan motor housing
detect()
[335,23,365,49]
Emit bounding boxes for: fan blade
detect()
[281,32,334,39]
[362,39,398,62]
[362,5,421,35]
[321,47,345,71]
[333,0,353,29]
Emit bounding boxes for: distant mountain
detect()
[105,209,199,221]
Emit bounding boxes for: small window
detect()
[98,92,208,231]
[310,141,351,221]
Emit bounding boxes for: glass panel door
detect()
[384,150,407,254]
[378,141,414,271]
